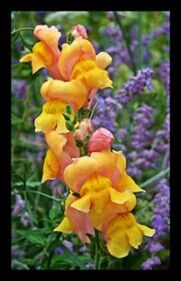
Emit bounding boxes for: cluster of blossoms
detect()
[20,24,154,259]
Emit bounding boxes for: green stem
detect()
[25,190,61,202]
[94,230,101,270]
[113,11,137,75]
[138,12,143,68]
[140,168,170,188]
[11,27,34,35]
[90,102,98,119]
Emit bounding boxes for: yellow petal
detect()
[41,78,87,111]
[118,172,145,193]
[54,217,74,233]
[107,233,130,258]
[138,224,155,237]
[109,188,135,205]
[126,226,143,249]
[34,100,68,134]
[70,59,113,89]
[41,149,60,183]
[58,38,96,80]
[70,195,91,213]
[96,52,112,69]
[20,42,54,74]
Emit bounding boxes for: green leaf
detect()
[66,105,72,115]
[65,121,74,131]
[11,31,20,43]
[26,230,46,247]
[63,113,70,121]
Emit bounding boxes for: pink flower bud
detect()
[88,128,114,153]
[74,119,93,142]
[71,24,88,39]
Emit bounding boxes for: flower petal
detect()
[96,52,112,69]
[118,172,145,193]
[41,78,87,111]
[54,217,74,233]
[58,38,96,80]
[107,233,130,258]
[70,59,113,89]
[34,100,68,133]
[41,149,60,183]
[138,224,155,237]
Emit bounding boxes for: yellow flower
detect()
[102,213,155,258]
[71,174,137,230]
[34,100,69,134]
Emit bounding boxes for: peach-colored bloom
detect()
[54,193,94,243]
[74,118,93,142]
[20,25,62,77]
[41,131,79,183]
[40,78,87,112]
[88,127,114,153]
[71,24,88,39]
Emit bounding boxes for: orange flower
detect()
[20,25,62,77]
[102,213,155,258]
[54,193,94,243]
[63,150,143,229]
[41,131,79,183]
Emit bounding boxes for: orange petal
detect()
[41,78,87,111]
[64,150,126,192]
[45,131,67,159]
[34,25,61,63]
[58,38,96,80]
[88,127,114,152]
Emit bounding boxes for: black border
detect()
[0,0,178,275]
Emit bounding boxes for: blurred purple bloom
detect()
[141,257,161,270]
[11,79,27,99]
[117,68,154,106]
[11,246,25,258]
[55,247,64,254]
[12,195,25,217]
[79,246,87,254]
[85,262,95,270]
[21,212,31,227]
[62,240,74,252]
[145,241,164,254]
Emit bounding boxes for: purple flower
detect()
[11,246,25,258]
[55,247,64,254]
[62,240,74,252]
[145,241,164,254]
[117,68,154,106]
[79,246,87,254]
[141,257,161,270]
[12,195,26,217]
[11,79,27,99]
[85,262,95,270]
[21,212,31,227]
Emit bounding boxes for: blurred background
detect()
[11,11,170,270]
